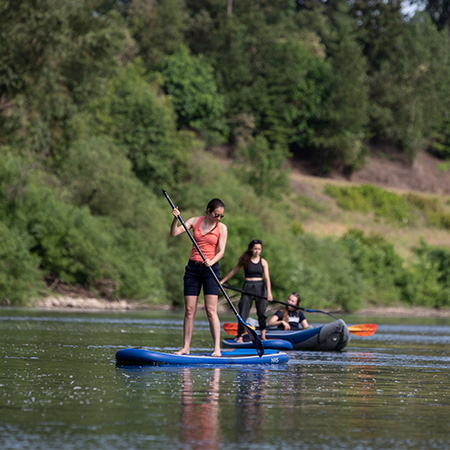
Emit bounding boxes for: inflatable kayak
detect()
[115,348,289,366]
[223,319,350,351]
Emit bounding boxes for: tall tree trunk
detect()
[227,0,232,16]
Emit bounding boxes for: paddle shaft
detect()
[163,190,264,356]
[223,284,338,319]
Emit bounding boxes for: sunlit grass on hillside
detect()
[288,170,450,259]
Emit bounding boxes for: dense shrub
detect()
[0,222,43,304]
[276,233,368,312]
[325,184,418,224]
[406,193,450,230]
[161,45,227,141]
[340,229,404,304]
[399,242,450,308]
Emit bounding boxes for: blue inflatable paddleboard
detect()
[115,348,289,365]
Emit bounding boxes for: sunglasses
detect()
[212,213,224,219]
[252,239,263,244]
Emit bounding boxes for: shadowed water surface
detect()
[0,309,449,449]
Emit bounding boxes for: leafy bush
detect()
[406,193,450,230]
[340,229,404,304]
[233,135,290,199]
[161,45,227,139]
[275,233,367,312]
[399,242,450,308]
[91,62,192,191]
[325,184,417,224]
[0,222,43,304]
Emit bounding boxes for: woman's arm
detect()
[170,208,198,237]
[300,318,310,329]
[268,313,290,330]
[261,258,273,301]
[220,263,241,284]
[205,222,228,267]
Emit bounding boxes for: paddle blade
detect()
[237,316,264,357]
[349,323,377,337]
[223,323,239,335]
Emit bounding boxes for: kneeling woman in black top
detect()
[268,292,310,330]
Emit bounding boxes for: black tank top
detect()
[244,258,263,278]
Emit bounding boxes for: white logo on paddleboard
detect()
[271,357,279,363]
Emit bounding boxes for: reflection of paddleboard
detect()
[115,348,289,365]
[222,339,293,350]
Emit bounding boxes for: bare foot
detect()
[235,337,244,343]
[174,348,190,355]
[211,350,222,357]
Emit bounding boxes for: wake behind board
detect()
[116,348,289,366]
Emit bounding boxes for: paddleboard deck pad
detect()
[116,348,289,366]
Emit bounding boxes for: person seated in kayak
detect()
[267,292,310,330]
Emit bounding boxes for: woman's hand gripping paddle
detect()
[163,189,264,357]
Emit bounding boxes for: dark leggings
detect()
[237,280,267,337]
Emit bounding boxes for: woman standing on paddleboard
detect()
[170,198,228,357]
[220,239,273,342]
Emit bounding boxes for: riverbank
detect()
[30,295,450,317]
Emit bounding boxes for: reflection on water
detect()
[180,368,221,450]
[234,368,270,433]
[1,310,450,450]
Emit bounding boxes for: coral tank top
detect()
[189,217,221,262]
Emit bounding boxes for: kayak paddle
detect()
[346,323,377,337]
[223,284,338,319]
[223,284,378,337]
[163,189,264,357]
[223,322,255,336]
[222,321,377,337]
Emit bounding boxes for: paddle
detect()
[345,323,377,337]
[222,322,377,337]
[163,189,264,357]
[222,284,378,337]
[223,284,338,319]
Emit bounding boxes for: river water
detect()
[1,309,449,450]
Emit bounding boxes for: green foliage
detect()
[2,0,450,311]
[0,0,126,156]
[90,62,193,191]
[22,187,166,300]
[340,229,404,304]
[125,0,188,69]
[429,116,450,159]
[254,39,332,151]
[406,193,450,230]
[399,241,450,308]
[279,233,367,312]
[0,221,43,305]
[233,135,290,199]
[364,12,450,156]
[325,184,417,224]
[57,134,159,229]
[312,3,369,173]
[161,45,227,140]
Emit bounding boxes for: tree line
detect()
[1,0,450,308]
